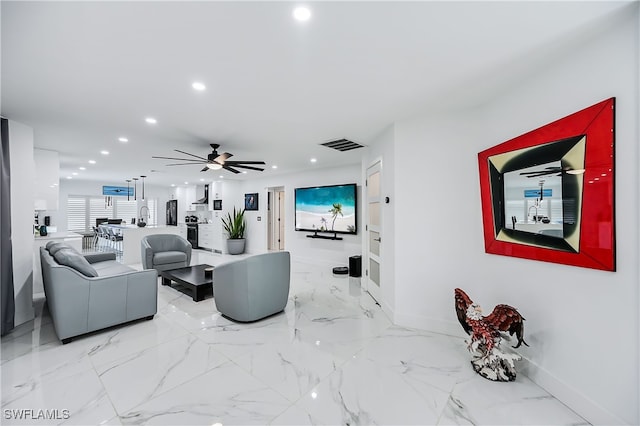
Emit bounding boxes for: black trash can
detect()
[349,255,362,277]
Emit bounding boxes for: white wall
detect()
[392,7,638,425]
[237,164,362,266]
[54,180,174,231]
[8,120,35,326]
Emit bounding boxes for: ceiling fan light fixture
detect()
[567,169,586,175]
[206,163,223,170]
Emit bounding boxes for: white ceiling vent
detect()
[320,139,365,152]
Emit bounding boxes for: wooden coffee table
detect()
[159,264,213,302]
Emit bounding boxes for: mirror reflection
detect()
[504,160,564,238]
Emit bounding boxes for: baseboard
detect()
[394,312,625,425]
[520,356,626,425]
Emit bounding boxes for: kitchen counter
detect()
[34,231,83,241]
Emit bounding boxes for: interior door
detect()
[366,161,382,303]
[267,188,285,251]
[277,190,285,250]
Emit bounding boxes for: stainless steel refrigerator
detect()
[166,200,177,226]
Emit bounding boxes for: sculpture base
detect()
[468,341,521,382]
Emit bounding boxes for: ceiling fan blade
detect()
[174,149,208,161]
[214,152,233,163]
[201,166,209,172]
[519,170,556,176]
[164,162,207,166]
[152,156,203,161]
[224,160,266,165]
[232,164,265,172]
[223,165,241,174]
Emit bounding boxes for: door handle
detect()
[373,237,381,242]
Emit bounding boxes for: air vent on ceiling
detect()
[320,138,365,152]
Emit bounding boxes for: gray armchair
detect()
[213,251,290,322]
[141,234,192,272]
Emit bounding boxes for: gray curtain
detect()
[1,118,15,335]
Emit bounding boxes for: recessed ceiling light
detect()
[118,137,129,142]
[79,167,86,170]
[219,175,224,179]
[293,6,311,21]
[271,165,278,169]
[72,172,78,176]
[66,176,72,179]
[594,177,600,181]
[242,171,247,174]
[192,82,206,91]
[199,178,205,181]
[310,158,317,163]
[88,160,96,164]
[145,117,157,124]
[100,150,109,155]
[184,181,189,185]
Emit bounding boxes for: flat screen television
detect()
[295,183,357,234]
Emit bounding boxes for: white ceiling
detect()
[1,1,631,187]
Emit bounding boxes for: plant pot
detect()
[226,238,245,255]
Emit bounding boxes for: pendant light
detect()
[140,175,146,200]
[132,177,138,201]
[126,179,132,201]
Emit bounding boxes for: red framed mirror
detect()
[478,98,615,271]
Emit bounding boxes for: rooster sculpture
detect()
[454,288,529,381]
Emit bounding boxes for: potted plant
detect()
[221,206,246,255]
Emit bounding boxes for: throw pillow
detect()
[53,249,98,277]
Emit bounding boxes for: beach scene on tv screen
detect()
[295,185,356,233]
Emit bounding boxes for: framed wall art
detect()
[244,193,258,211]
[477,97,615,271]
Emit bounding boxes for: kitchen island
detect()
[102,225,182,265]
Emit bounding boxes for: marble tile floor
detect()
[1,250,588,425]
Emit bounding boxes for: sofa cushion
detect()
[92,260,136,277]
[54,249,98,277]
[153,251,187,265]
[45,241,59,250]
[48,243,71,255]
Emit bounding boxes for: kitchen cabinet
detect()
[198,224,214,250]
[177,224,188,240]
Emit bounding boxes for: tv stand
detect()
[306,230,343,240]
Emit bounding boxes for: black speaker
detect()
[44,216,51,226]
[349,255,362,277]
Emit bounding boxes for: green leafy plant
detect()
[221,207,246,239]
[328,202,343,231]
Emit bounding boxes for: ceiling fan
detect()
[519,166,585,178]
[152,143,266,174]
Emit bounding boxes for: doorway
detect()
[366,161,382,303]
[267,187,285,251]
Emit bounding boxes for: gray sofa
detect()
[40,243,157,344]
[141,234,192,272]
[213,251,290,322]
